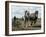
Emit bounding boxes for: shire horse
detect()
[24,10,38,28]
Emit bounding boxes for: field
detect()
[12,18,41,31]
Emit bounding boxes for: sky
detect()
[11,5,42,18]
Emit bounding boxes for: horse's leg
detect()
[31,21,33,26]
[26,22,27,28]
[24,20,26,27]
[28,20,31,27]
[24,20,27,28]
[34,20,37,24]
[26,20,29,27]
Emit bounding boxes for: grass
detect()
[12,18,41,31]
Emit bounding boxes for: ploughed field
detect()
[12,18,41,31]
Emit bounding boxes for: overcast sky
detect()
[11,5,42,18]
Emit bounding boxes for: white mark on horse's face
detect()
[29,10,35,14]
[36,14,38,17]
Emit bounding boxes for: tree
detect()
[12,16,16,27]
[14,16,16,21]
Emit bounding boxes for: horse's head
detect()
[35,11,38,14]
[35,11,38,17]
[25,10,28,14]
